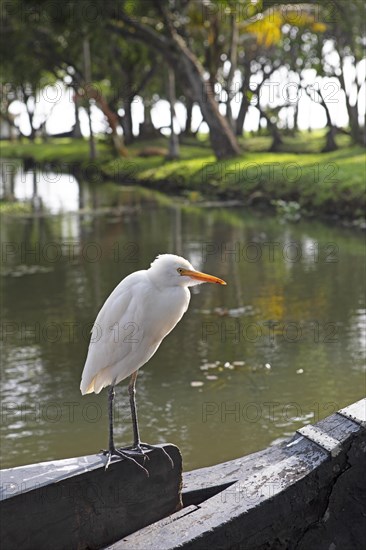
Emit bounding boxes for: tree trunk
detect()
[86,105,96,160]
[21,86,37,141]
[305,85,338,152]
[72,90,83,138]
[166,66,180,160]
[139,101,160,139]
[293,100,299,134]
[321,92,337,152]
[183,98,193,136]
[236,92,249,136]
[92,91,128,156]
[121,98,133,145]
[82,37,97,160]
[225,15,239,132]
[257,106,283,152]
[269,126,283,152]
[82,84,128,156]
[320,91,337,152]
[348,104,360,144]
[226,100,234,132]
[235,57,252,137]
[336,52,362,145]
[322,127,338,153]
[174,42,240,159]
[23,94,36,141]
[28,112,36,141]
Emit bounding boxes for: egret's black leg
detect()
[128,371,141,448]
[124,371,174,469]
[108,385,115,452]
[102,384,149,475]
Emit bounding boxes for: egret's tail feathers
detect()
[80,379,95,395]
[80,365,111,395]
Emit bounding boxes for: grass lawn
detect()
[0,138,113,164]
[1,132,365,220]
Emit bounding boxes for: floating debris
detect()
[214,305,254,318]
[190,381,204,388]
[1,265,54,277]
[200,360,238,373]
[197,306,254,317]
[265,363,272,370]
[205,375,218,381]
[200,361,224,371]
[296,369,304,374]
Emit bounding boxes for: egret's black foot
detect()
[125,442,175,469]
[101,447,149,476]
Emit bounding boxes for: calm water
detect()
[1,162,365,471]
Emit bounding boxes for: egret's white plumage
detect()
[80,254,226,395]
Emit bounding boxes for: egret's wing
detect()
[80,272,146,394]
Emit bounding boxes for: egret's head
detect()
[148,254,226,288]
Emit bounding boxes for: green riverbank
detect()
[1,135,365,222]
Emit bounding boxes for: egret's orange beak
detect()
[180,269,227,285]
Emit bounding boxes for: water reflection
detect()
[1,162,365,470]
[2,165,79,213]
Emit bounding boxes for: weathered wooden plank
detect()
[0,444,182,550]
[108,400,366,550]
[182,443,294,507]
[338,399,366,426]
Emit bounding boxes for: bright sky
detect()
[8,57,365,138]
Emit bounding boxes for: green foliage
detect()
[1,0,365,153]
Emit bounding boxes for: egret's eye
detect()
[177,268,184,275]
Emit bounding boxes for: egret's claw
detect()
[104,451,112,470]
[101,447,149,476]
[127,442,175,469]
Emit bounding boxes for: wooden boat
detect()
[1,398,365,549]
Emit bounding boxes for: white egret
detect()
[80,254,226,471]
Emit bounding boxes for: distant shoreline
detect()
[1,136,365,225]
